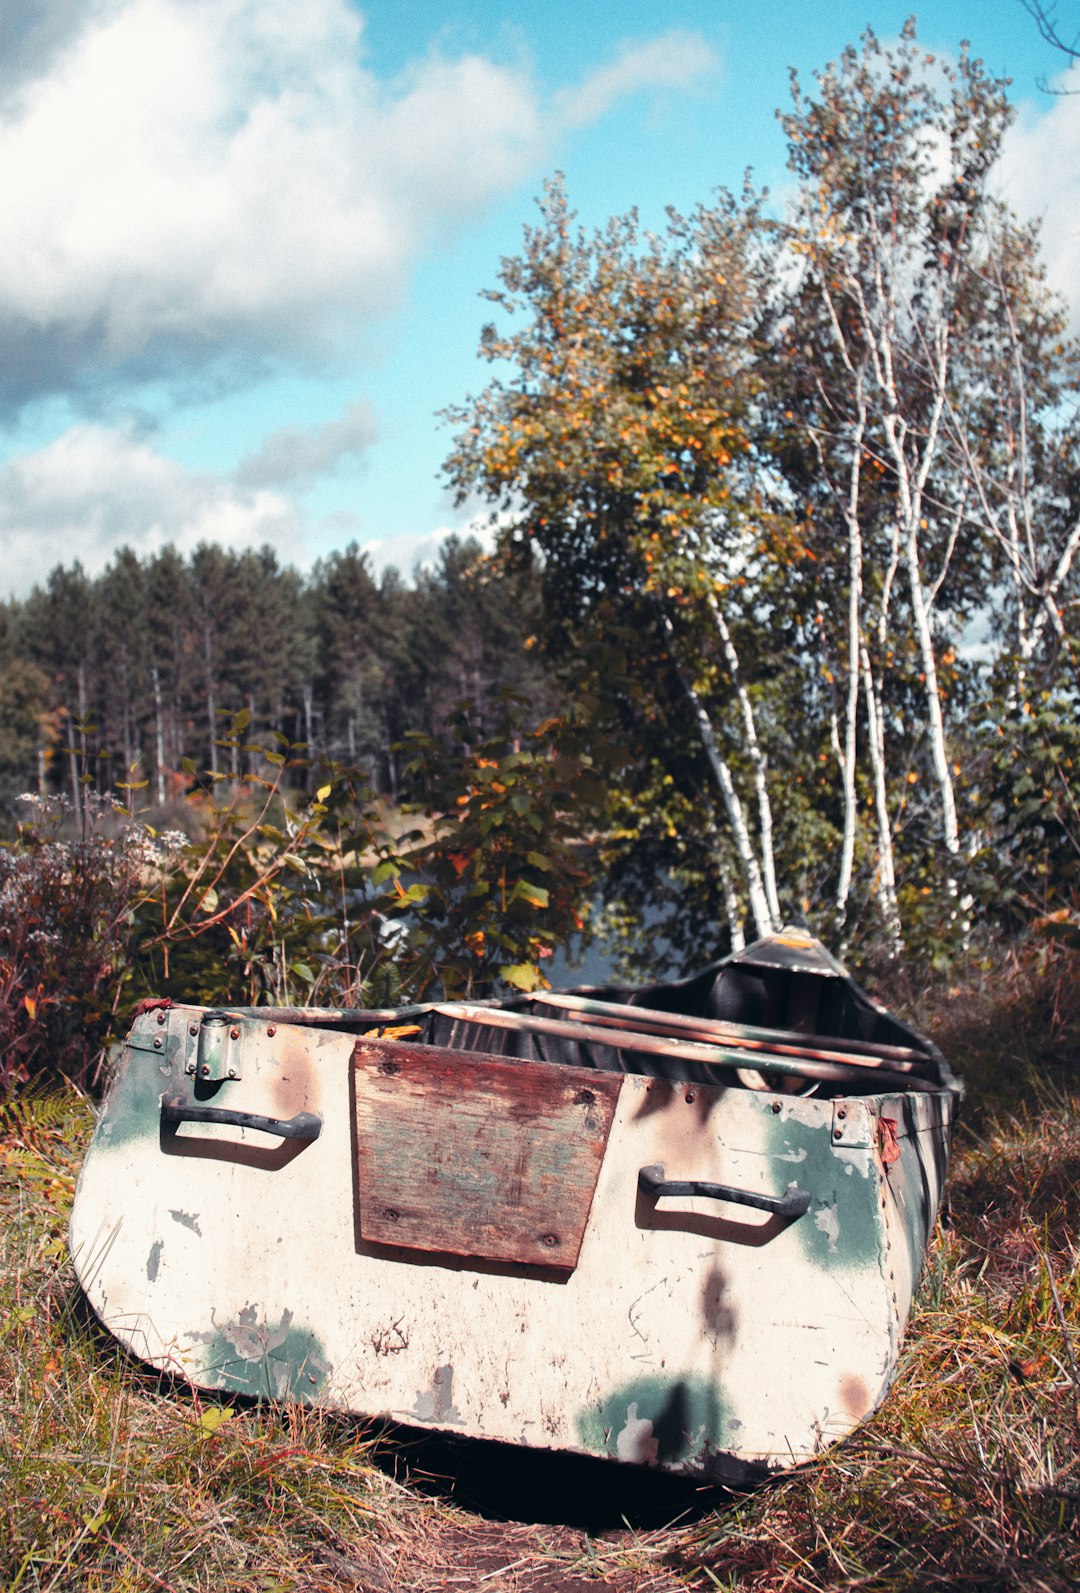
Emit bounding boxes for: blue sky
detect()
[0,1,1076,598]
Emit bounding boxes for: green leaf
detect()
[289,962,316,982]
[316,783,333,802]
[500,962,546,992]
[514,880,550,908]
[232,707,251,733]
[198,1406,235,1435]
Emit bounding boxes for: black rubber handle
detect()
[638,1163,810,1219]
[161,1097,322,1142]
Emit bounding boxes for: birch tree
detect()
[443,180,787,939]
[774,22,1067,938]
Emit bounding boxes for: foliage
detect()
[0,534,554,818]
[0,694,604,1095]
[387,694,601,998]
[6,22,1080,988]
[129,715,400,1012]
[445,175,800,942]
[981,656,1080,939]
[0,658,51,817]
[445,22,1080,967]
[0,795,180,1097]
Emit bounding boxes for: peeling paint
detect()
[413,1363,461,1425]
[814,1201,841,1252]
[146,1239,163,1281]
[616,1403,659,1464]
[194,1308,332,1402]
[169,1209,202,1236]
[576,1375,730,1467]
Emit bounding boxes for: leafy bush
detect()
[387,695,600,998]
[0,702,600,1096]
[0,794,183,1095]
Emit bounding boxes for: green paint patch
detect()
[94,1041,173,1151]
[762,1109,883,1271]
[197,1307,332,1403]
[575,1374,729,1467]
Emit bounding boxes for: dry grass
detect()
[1,945,1078,1590]
[660,945,1080,1591]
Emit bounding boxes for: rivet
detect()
[152,1036,163,1049]
[156,1012,167,1026]
[230,1027,240,1040]
[833,1128,844,1140]
[200,1065,210,1077]
[382,1207,399,1223]
[837,1107,847,1120]
[227,1068,237,1079]
[189,1024,198,1036]
[307,1373,317,1384]
[267,1026,276,1037]
[186,1062,195,1075]
[541,1233,559,1249]
[771,1101,782,1114]
[684,1089,696,1104]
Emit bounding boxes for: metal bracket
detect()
[831,1099,872,1148]
[127,1025,170,1056]
[184,1011,243,1082]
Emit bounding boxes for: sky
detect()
[0,0,1077,601]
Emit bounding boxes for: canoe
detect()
[70,927,959,1481]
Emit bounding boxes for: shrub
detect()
[0,794,184,1095]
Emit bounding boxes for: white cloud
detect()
[998,74,1080,334]
[0,1,717,412]
[360,517,498,579]
[235,401,377,488]
[557,31,719,129]
[0,417,501,598]
[0,423,304,597]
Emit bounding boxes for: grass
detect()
[1,944,1078,1590]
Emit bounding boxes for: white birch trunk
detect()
[903,520,960,855]
[204,625,218,775]
[151,664,167,808]
[66,707,82,826]
[831,402,867,930]
[860,644,902,953]
[705,589,782,926]
[661,609,777,937]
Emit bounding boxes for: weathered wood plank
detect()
[352,1037,621,1270]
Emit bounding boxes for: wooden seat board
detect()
[351,1036,622,1271]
